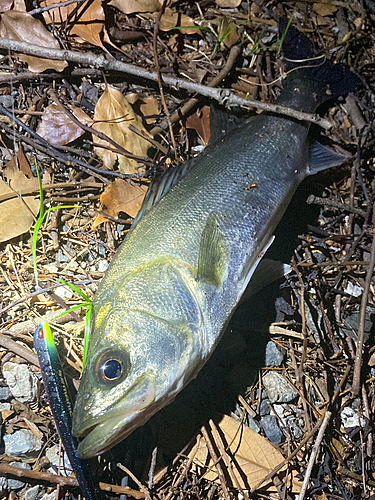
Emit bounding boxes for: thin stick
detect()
[352,205,375,395]
[0,38,332,129]
[201,426,231,500]
[298,411,332,500]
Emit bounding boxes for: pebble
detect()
[261,415,283,445]
[2,362,37,403]
[262,371,298,403]
[40,492,57,500]
[24,485,45,500]
[0,477,7,494]
[46,445,72,476]
[56,249,70,263]
[265,341,285,367]
[0,95,14,108]
[4,429,42,456]
[54,286,73,300]
[341,407,366,430]
[97,259,109,273]
[259,399,270,416]
[0,403,11,411]
[0,386,12,401]
[7,462,31,490]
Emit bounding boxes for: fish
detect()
[72,21,360,458]
[34,323,98,500]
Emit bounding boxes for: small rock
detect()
[56,249,70,263]
[341,407,366,430]
[0,477,7,494]
[259,399,270,416]
[24,485,45,500]
[97,260,109,273]
[265,341,285,367]
[7,462,31,490]
[0,95,14,108]
[245,416,260,433]
[46,446,72,476]
[0,403,11,411]
[261,415,283,445]
[2,362,37,403]
[275,297,295,322]
[40,493,56,500]
[4,429,42,456]
[54,286,73,300]
[262,371,298,403]
[0,386,12,401]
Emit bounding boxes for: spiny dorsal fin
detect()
[197,213,229,288]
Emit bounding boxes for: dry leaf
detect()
[37,103,92,146]
[6,146,33,177]
[190,415,303,493]
[186,106,211,145]
[108,0,161,15]
[41,0,105,49]
[216,0,241,6]
[313,3,338,16]
[93,86,151,174]
[92,179,147,228]
[0,11,67,72]
[157,8,199,34]
[139,97,159,124]
[220,18,239,49]
[0,164,40,242]
[0,0,13,13]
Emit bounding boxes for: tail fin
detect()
[279,19,361,100]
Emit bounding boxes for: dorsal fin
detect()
[132,158,197,227]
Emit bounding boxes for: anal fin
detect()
[197,213,229,288]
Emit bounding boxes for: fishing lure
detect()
[34,322,98,500]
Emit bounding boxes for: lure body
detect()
[34,323,98,500]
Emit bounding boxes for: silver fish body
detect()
[72,29,359,458]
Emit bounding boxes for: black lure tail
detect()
[279,19,361,101]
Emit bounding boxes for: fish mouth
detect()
[73,375,157,459]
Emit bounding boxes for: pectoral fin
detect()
[197,213,229,288]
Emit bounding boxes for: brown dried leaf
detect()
[92,179,147,228]
[158,8,199,34]
[186,106,211,145]
[0,11,67,72]
[107,0,161,15]
[41,0,105,48]
[0,164,40,242]
[37,103,92,146]
[313,3,338,16]
[6,146,33,177]
[139,97,159,124]
[221,18,239,49]
[0,0,13,13]
[190,415,302,493]
[216,0,241,7]
[93,86,151,174]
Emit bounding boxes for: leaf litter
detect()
[0,1,374,499]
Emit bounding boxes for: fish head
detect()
[72,264,204,458]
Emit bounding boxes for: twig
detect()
[201,426,231,500]
[298,411,332,500]
[251,414,325,492]
[0,38,332,129]
[0,463,144,499]
[153,0,177,156]
[48,90,151,163]
[150,41,242,136]
[28,0,86,15]
[0,333,39,365]
[352,205,375,395]
[117,463,150,500]
[306,194,367,218]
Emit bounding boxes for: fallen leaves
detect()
[0,10,67,72]
[190,415,303,493]
[37,104,92,146]
[92,179,147,228]
[107,0,161,15]
[41,0,107,50]
[92,86,151,174]
[0,155,40,242]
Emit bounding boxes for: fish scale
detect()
[72,23,360,458]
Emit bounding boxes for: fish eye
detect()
[91,348,130,385]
